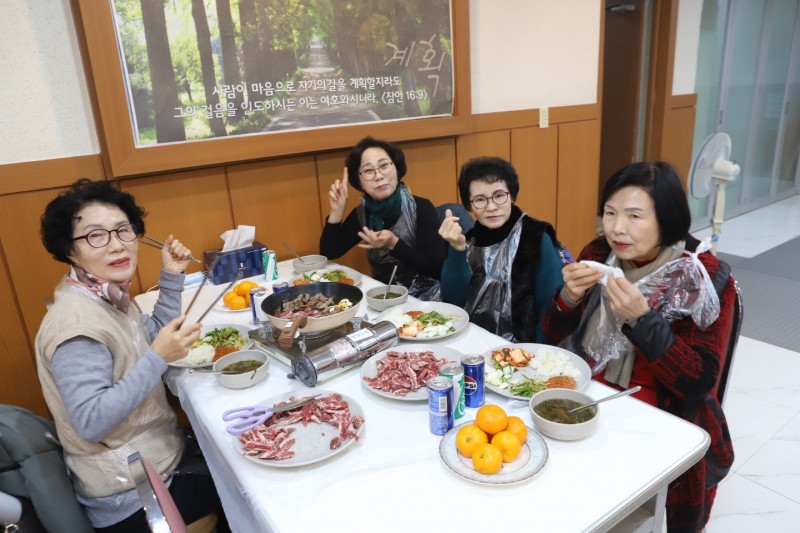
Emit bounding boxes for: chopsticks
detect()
[192,271,244,325]
[139,235,202,264]
[182,255,219,319]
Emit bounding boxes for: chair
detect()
[436,202,474,234]
[127,453,217,533]
[715,280,743,407]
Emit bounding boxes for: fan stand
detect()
[708,159,740,255]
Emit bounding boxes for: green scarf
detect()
[363,185,403,231]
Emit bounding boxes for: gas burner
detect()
[250,317,366,367]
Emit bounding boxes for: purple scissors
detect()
[222,394,321,435]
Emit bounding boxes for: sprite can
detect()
[263,249,278,281]
[439,363,465,420]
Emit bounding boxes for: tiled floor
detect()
[694,195,800,532]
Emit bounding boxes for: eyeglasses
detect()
[73,223,138,248]
[359,161,394,181]
[470,190,510,210]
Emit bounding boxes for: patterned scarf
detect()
[67,265,132,313]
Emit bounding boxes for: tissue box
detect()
[203,242,268,285]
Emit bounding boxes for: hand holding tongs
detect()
[138,235,202,264]
[222,395,321,435]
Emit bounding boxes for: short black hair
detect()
[458,157,520,211]
[344,136,407,192]
[600,161,690,247]
[41,178,146,264]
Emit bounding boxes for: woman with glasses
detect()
[438,157,566,342]
[541,161,734,532]
[35,179,228,532]
[320,136,447,300]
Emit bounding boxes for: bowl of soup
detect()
[365,284,409,311]
[529,388,598,441]
[213,349,269,389]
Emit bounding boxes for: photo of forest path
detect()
[264,37,379,131]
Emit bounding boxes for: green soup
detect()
[222,359,263,374]
[534,398,596,424]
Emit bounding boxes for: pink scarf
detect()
[68,265,132,313]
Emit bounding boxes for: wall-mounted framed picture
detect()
[73,0,471,177]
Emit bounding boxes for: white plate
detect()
[168,324,251,369]
[232,390,365,467]
[212,301,250,313]
[360,344,464,401]
[439,422,548,485]
[482,343,591,400]
[376,302,469,341]
[289,265,363,287]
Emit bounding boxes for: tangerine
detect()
[236,281,258,297]
[222,291,238,307]
[455,424,488,457]
[475,404,508,435]
[471,443,503,475]
[491,431,522,463]
[227,295,247,310]
[505,416,528,444]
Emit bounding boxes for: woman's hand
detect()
[437,208,467,251]
[160,235,193,274]
[604,275,650,322]
[327,168,350,224]
[561,262,604,304]
[357,227,398,250]
[150,316,201,363]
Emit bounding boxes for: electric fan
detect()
[688,132,740,253]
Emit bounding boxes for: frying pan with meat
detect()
[261,282,363,334]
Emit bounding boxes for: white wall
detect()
[470,0,602,113]
[673,0,704,95]
[0,0,99,165]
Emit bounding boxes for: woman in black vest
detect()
[439,157,565,342]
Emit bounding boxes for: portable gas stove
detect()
[249,317,365,368]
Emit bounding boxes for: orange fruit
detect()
[505,416,528,444]
[222,291,239,307]
[491,431,522,463]
[471,443,503,475]
[475,404,508,435]
[227,295,247,310]
[455,424,488,457]
[236,281,258,297]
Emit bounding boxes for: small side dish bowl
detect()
[365,285,409,311]
[529,388,598,441]
[213,349,269,389]
[292,255,327,273]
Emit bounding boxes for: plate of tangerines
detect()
[439,404,548,485]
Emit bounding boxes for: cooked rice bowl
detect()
[173,344,215,367]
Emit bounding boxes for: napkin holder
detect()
[203,241,267,285]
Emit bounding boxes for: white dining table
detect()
[135,261,709,533]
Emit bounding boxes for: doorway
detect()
[599,0,652,198]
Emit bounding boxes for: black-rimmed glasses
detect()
[470,191,510,210]
[72,223,138,248]
[359,161,394,181]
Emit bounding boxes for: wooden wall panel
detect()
[662,102,697,185]
[455,131,511,172]
[228,156,321,264]
[0,242,48,415]
[511,127,559,225]
[0,188,75,345]
[121,168,233,290]
[0,155,106,195]
[400,138,459,206]
[556,120,602,255]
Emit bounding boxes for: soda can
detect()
[462,355,485,408]
[427,376,454,435]
[439,363,465,420]
[263,250,279,281]
[272,281,289,293]
[250,287,267,325]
